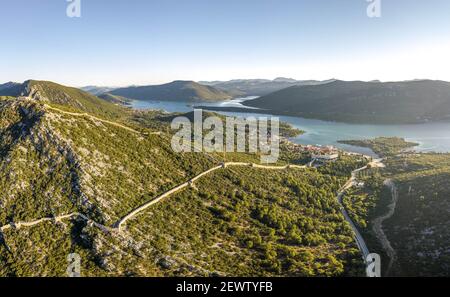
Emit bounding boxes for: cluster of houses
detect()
[308,145,339,161]
[280,138,340,164]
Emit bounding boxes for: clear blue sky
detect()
[1,0,450,86]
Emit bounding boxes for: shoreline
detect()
[129,100,450,155]
[195,104,450,126]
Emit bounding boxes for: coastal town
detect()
[280,137,372,167]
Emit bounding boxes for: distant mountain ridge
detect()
[98,93,133,105]
[5,78,450,124]
[109,80,232,102]
[81,86,117,96]
[199,78,336,96]
[0,82,23,96]
[244,80,450,124]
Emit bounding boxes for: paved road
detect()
[1,105,377,275]
[0,159,375,277]
[337,166,371,259]
[336,158,386,276]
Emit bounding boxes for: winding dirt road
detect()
[0,159,376,278]
[114,162,307,230]
[372,179,398,276]
[45,105,161,136]
[0,212,112,233]
[0,163,307,234]
[1,161,372,268]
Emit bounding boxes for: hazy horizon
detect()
[4,77,450,90]
[2,0,450,86]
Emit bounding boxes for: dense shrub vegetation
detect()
[382,153,450,276]
[338,137,418,157]
[341,137,450,276]
[0,90,367,276]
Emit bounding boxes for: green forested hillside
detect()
[120,167,363,276]
[0,160,365,276]
[199,78,333,97]
[98,93,133,105]
[339,137,450,276]
[0,82,368,277]
[244,80,450,124]
[383,153,450,276]
[109,80,233,102]
[339,137,419,157]
[0,80,128,119]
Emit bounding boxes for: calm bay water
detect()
[131,97,450,156]
[130,96,259,113]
